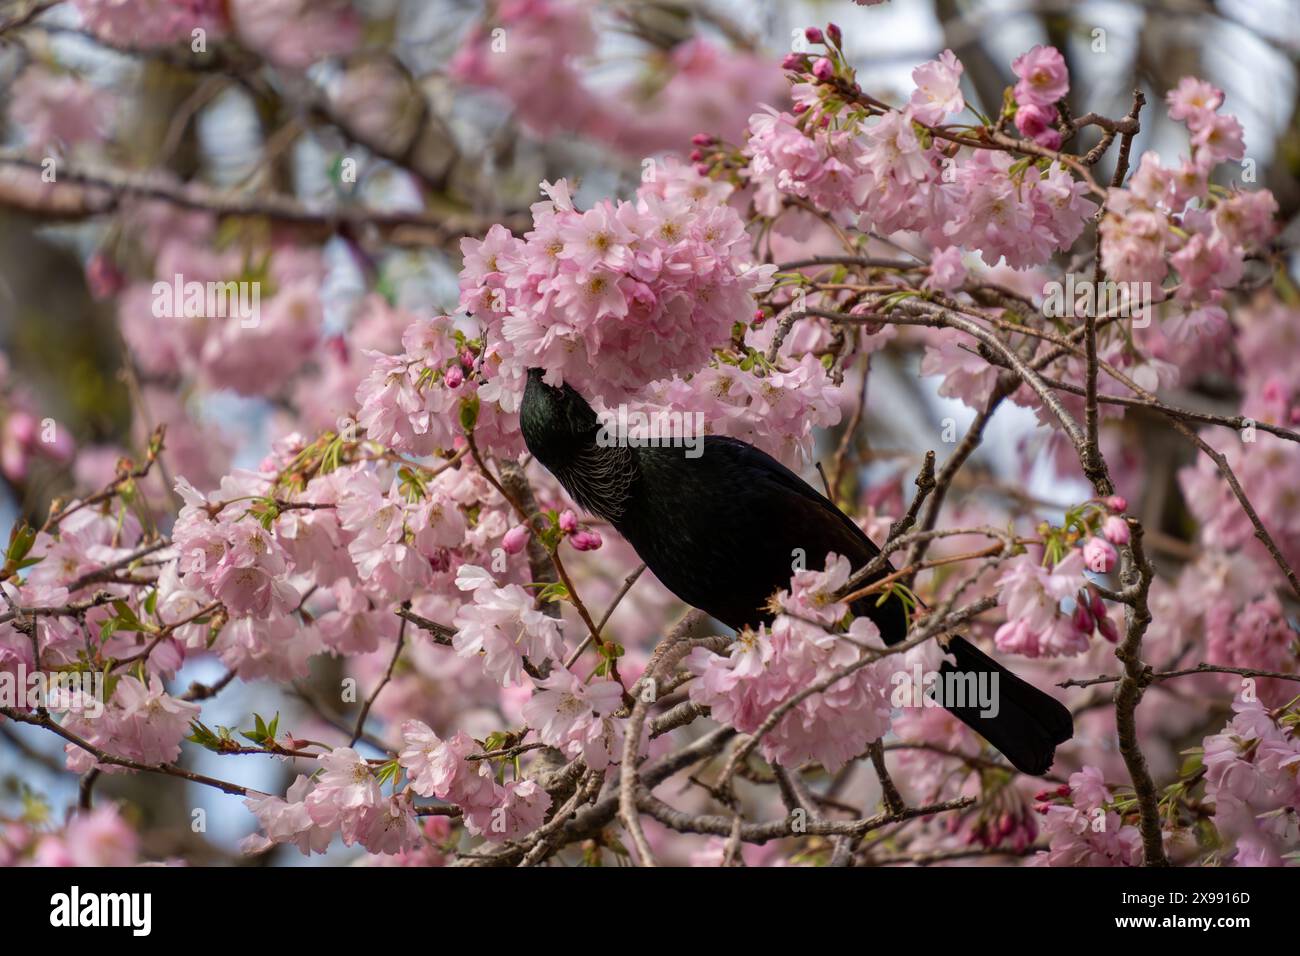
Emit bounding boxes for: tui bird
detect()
[520,367,1072,775]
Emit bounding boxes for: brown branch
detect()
[1110,520,1168,866]
[350,609,407,746]
[1,707,265,798]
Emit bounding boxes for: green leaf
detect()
[6,523,36,563]
[535,581,570,604]
[459,394,481,433]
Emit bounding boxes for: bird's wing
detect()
[600,434,904,635]
[703,435,889,562]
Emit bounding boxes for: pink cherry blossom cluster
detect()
[1100,78,1275,324]
[746,43,1097,270]
[449,0,602,139]
[450,566,565,686]
[449,1,785,153]
[114,208,325,400]
[1032,766,1144,866]
[398,722,551,843]
[72,0,362,68]
[236,722,545,856]
[356,316,482,456]
[62,675,200,774]
[1011,45,1069,149]
[992,550,1118,659]
[8,67,114,151]
[1205,595,1300,707]
[458,172,775,403]
[638,353,844,467]
[1180,338,1300,575]
[1,805,139,867]
[0,404,74,485]
[70,0,228,47]
[1202,693,1300,866]
[243,749,420,856]
[685,554,895,771]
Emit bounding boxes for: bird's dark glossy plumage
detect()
[520,368,1072,775]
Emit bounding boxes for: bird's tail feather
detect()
[936,636,1073,776]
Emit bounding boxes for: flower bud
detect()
[1082,536,1117,573]
[1101,514,1130,546]
[1089,591,1107,620]
[570,530,602,551]
[502,525,530,555]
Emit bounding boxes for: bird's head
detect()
[520,367,600,468]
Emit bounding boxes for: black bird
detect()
[520,367,1072,775]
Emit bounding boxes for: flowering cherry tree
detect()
[1,0,1298,869]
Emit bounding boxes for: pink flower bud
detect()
[570,530,602,551]
[792,101,809,114]
[325,333,348,364]
[781,52,808,71]
[1089,591,1107,620]
[1097,614,1120,643]
[1082,536,1117,574]
[5,411,37,447]
[1101,514,1130,546]
[826,22,842,45]
[1,443,28,483]
[502,525,530,555]
[1105,495,1127,512]
[459,347,476,370]
[1072,601,1095,634]
[804,26,824,43]
[85,251,124,301]
[689,149,704,162]
[558,509,578,533]
[690,133,714,146]
[812,57,835,82]
[1013,102,1060,149]
[1056,784,1071,798]
[444,365,464,389]
[694,163,711,176]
